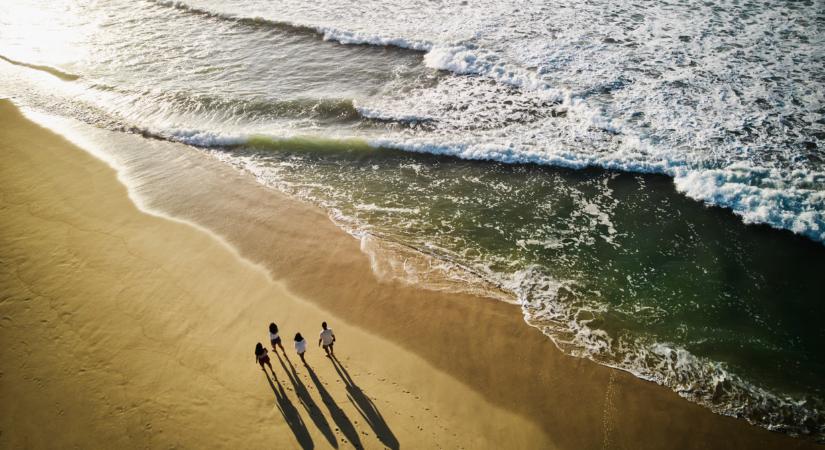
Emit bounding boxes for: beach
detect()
[1,99,819,448]
[3,0,825,439]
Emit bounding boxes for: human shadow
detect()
[278,353,339,448]
[331,356,399,450]
[305,362,364,449]
[264,370,314,450]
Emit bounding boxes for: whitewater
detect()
[163,0,825,244]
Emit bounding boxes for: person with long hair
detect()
[255,342,273,371]
[269,322,285,353]
[294,332,307,363]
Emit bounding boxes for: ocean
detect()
[1,0,824,438]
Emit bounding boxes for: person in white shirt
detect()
[294,332,307,363]
[318,321,336,357]
[269,322,284,352]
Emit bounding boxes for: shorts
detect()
[270,337,282,346]
[258,355,271,365]
[322,342,333,348]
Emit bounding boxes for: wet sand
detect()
[0,100,818,449]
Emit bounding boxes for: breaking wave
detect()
[0,55,80,81]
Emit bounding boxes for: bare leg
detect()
[299,352,305,363]
[278,342,285,352]
[329,343,334,356]
[323,345,331,357]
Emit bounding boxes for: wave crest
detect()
[0,55,80,81]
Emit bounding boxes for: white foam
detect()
[509,267,824,437]
[354,103,436,124]
[673,166,825,242]
[423,45,566,99]
[316,26,433,52]
[354,203,421,214]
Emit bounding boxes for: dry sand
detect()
[0,99,818,449]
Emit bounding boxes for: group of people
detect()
[255,321,336,370]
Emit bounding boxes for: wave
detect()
[422,45,565,99]
[154,92,363,123]
[151,0,320,37]
[354,103,437,126]
[244,135,373,153]
[673,166,825,243]
[151,0,431,50]
[145,126,376,155]
[368,138,825,244]
[112,114,825,245]
[0,55,80,81]
[107,88,434,129]
[149,0,563,99]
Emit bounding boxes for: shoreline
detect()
[1,100,819,448]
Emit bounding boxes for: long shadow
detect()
[277,353,339,448]
[331,356,399,450]
[304,362,364,449]
[264,370,314,449]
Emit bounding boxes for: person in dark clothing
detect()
[255,342,273,371]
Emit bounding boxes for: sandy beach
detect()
[0,99,818,449]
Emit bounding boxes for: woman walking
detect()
[294,333,308,363]
[255,342,273,372]
[269,322,285,352]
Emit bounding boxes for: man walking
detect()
[318,321,336,357]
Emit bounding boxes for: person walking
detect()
[318,321,336,357]
[294,332,308,363]
[255,342,273,372]
[269,322,285,353]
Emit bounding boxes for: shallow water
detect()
[1,0,824,438]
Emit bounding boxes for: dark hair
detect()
[322,321,327,329]
[255,342,264,355]
[269,322,277,333]
[294,333,303,342]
